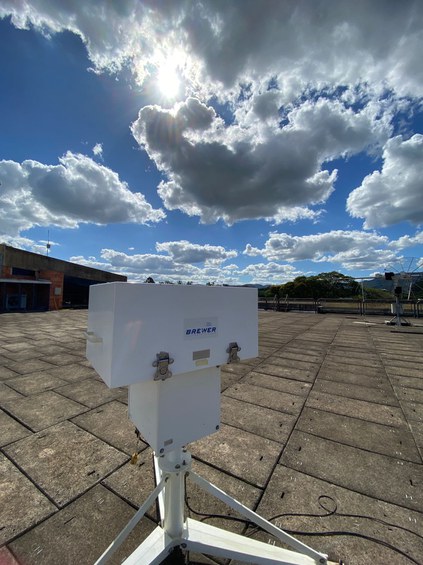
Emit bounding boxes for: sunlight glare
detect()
[157,61,181,99]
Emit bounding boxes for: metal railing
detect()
[258,297,423,317]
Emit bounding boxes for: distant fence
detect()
[258,297,423,317]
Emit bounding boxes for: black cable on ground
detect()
[184,481,422,565]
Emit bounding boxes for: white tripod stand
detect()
[95,446,328,565]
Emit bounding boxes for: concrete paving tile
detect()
[71,400,147,455]
[313,379,399,406]
[386,365,422,379]
[2,342,35,352]
[8,484,156,565]
[5,372,68,395]
[390,375,423,390]
[289,339,329,352]
[379,357,423,371]
[39,352,83,366]
[223,382,305,416]
[317,368,389,389]
[30,344,72,356]
[3,390,87,431]
[409,421,423,456]
[324,355,384,370]
[264,356,320,372]
[273,349,325,364]
[321,360,386,377]
[0,453,56,545]
[56,379,126,408]
[296,407,421,463]
[244,372,312,397]
[0,365,20,381]
[400,400,423,423]
[46,362,97,382]
[221,395,297,444]
[258,345,277,355]
[220,369,243,392]
[2,350,45,363]
[190,423,281,488]
[380,350,423,362]
[256,466,423,565]
[306,390,406,427]
[4,421,128,507]
[0,409,31,446]
[319,369,392,393]
[327,347,380,360]
[394,385,423,405]
[254,362,317,382]
[280,431,423,512]
[185,458,263,535]
[300,333,335,344]
[0,383,24,405]
[220,363,252,377]
[101,448,158,520]
[4,358,54,374]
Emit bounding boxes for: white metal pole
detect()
[161,449,185,539]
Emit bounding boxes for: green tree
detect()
[277,272,361,299]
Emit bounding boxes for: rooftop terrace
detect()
[1,310,422,564]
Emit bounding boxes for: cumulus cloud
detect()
[132,96,392,224]
[71,245,300,285]
[238,262,303,285]
[155,240,237,265]
[347,134,423,228]
[3,1,423,100]
[390,232,423,250]
[0,235,58,255]
[0,152,165,236]
[244,230,399,270]
[2,1,422,229]
[2,1,422,232]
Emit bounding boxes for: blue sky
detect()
[1,1,422,285]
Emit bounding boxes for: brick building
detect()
[0,244,126,312]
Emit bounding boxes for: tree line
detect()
[259,271,391,300]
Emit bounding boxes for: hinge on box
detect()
[227,342,241,364]
[153,351,174,381]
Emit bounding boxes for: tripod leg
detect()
[122,526,178,565]
[184,518,321,565]
[189,471,327,564]
[94,478,166,565]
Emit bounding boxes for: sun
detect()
[157,61,181,99]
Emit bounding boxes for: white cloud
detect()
[92,143,103,158]
[70,245,301,285]
[3,1,423,100]
[0,235,58,255]
[132,96,392,224]
[237,262,303,285]
[2,1,422,230]
[347,134,423,228]
[244,230,399,271]
[155,240,237,265]
[0,152,165,236]
[390,232,423,250]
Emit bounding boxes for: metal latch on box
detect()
[227,342,241,363]
[153,351,174,381]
